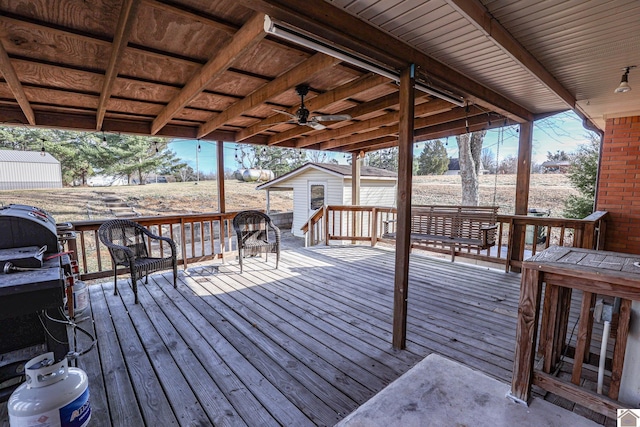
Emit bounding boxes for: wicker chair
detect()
[98,219,177,304]
[232,210,280,273]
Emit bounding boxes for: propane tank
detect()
[8,352,91,427]
[72,280,88,314]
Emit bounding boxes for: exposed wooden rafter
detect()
[197,52,341,138]
[319,127,398,151]
[267,89,418,146]
[444,0,575,109]
[0,41,35,125]
[336,136,398,154]
[235,73,389,142]
[241,0,534,122]
[151,12,267,135]
[295,99,452,148]
[96,0,141,130]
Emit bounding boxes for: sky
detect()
[168,110,596,174]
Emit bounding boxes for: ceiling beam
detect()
[0,105,272,143]
[197,52,341,138]
[151,12,267,135]
[235,73,389,142]
[96,0,141,130]
[0,41,35,125]
[296,99,452,148]
[241,0,534,122]
[444,0,575,109]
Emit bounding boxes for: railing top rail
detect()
[582,211,609,222]
[326,205,396,212]
[71,211,238,230]
[301,207,326,233]
[498,212,608,227]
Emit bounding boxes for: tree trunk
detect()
[457,131,486,205]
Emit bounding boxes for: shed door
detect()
[308,181,327,218]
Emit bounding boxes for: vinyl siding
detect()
[341,179,397,242]
[290,169,344,237]
[344,179,397,207]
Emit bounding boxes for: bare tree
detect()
[456,131,485,205]
[498,155,518,174]
[481,148,497,174]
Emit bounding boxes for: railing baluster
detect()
[79,231,88,274]
[95,230,102,272]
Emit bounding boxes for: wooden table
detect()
[511,245,640,419]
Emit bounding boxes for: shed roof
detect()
[0,150,60,164]
[256,162,397,190]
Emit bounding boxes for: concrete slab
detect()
[336,354,600,427]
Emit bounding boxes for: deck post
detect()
[509,121,533,272]
[392,64,415,350]
[217,141,226,213]
[352,152,361,242]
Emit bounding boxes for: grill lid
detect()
[0,205,58,253]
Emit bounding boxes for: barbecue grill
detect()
[0,204,69,401]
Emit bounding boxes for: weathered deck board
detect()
[4,245,601,426]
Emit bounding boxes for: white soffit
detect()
[327,0,640,130]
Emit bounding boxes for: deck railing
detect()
[301,205,608,270]
[67,212,237,281]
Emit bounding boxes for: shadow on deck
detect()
[0,245,607,426]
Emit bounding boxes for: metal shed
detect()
[0,150,63,190]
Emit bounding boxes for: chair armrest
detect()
[480,224,498,231]
[138,226,177,255]
[267,219,281,245]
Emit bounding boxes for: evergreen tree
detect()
[0,126,183,186]
[416,140,448,175]
[563,136,600,218]
[234,144,308,177]
[97,135,177,184]
[365,147,398,171]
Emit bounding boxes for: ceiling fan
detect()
[272,84,351,130]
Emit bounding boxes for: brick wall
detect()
[596,116,640,253]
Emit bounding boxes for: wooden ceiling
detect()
[3,0,628,153]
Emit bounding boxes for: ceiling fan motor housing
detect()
[297,107,310,123]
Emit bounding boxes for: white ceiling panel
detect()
[327,0,640,129]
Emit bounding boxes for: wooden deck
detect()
[2,245,526,426]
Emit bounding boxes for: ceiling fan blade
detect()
[260,120,296,126]
[306,122,327,130]
[272,109,298,120]
[312,114,352,122]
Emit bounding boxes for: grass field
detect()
[0,174,577,222]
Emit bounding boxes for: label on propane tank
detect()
[11,387,91,427]
[59,387,91,427]
[10,408,60,427]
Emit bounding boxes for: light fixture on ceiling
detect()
[615,66,636,93]
[264,15,466,107]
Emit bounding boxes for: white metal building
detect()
[257,162,397,237]
[0,150,63,190]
